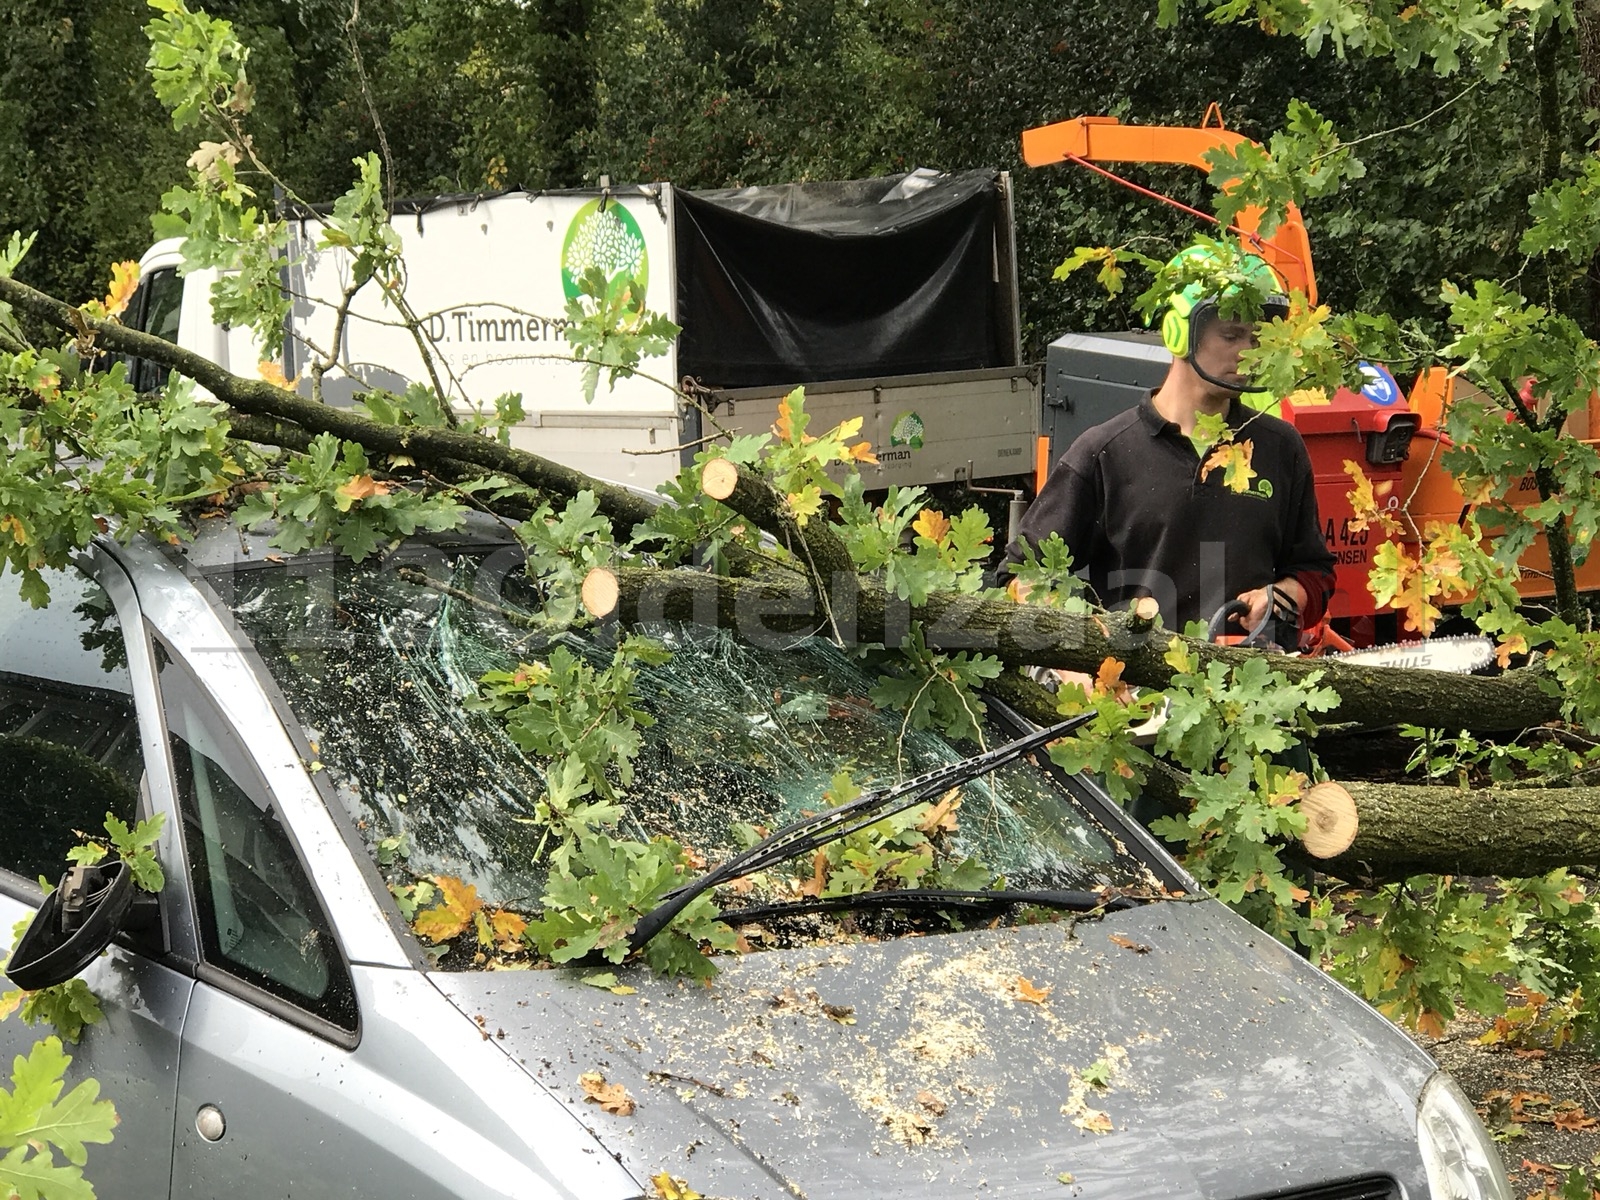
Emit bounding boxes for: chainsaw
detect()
[1207,598,1495,675]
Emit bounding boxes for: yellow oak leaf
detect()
[258,360,301,390]
[847,440,879,465]
[490,909,528,951]
[650,1173,703,1200]
[579,1071,636,1116]
[335,474,390,511]
[103,260,140,318]
[916,789,961,835]
[835,416,863,440]
[1495,634,1529,669]
[1093,656,1125,696]
[773,387,809,444]
[1201,438,1256,493]
[912,508,951,544]
[786,484,823,525]
[412,874,483,943]
[0,514,28,546]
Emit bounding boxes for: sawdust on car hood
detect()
[431,899,1436,1200]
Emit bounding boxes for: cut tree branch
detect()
[0,275,660,532]
[580,565,1560,732]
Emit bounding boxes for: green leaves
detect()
[1159,0,1561,75]
[475,634,670,867]
[144,0,253,131]
[1143,638,1338,944]
[235,432,465,560]
[0,1036,118,1200]
[320,154,402,290]
[1203,101,1364,238]
[517,491,619,626]
[525,834,736,979]
[562,266,679,405]
[65,812,166,894]
[0,983,104,1047]
[867,627,1001,746]
[1326,876,1521,1034]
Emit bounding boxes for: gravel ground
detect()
[1419,1019,1600,1198]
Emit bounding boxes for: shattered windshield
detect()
[211,548,1153,924]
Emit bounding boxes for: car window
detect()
[156,645,358,1032]
[0,567,142,885]
[211,550,1156,933]
[119,267,183,393]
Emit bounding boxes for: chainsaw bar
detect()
[1321,635,1494,674]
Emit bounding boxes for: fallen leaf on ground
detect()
[1072,1109,1113,1134]
[1014,976,1052,1004]
[580,1071,636,1116]
[1108,934,1151,954]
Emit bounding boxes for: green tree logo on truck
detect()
[562,201,649,304]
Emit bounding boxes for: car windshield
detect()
[208,547,1157,930]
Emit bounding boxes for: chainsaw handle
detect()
[1206,598,1271,646]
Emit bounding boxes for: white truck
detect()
[122,171,1038,495]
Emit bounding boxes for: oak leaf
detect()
[847,440,879,464]
[916,789,961,835]
[912,508,951,544]
[1013,976,1051,1004]
[1093,657,1125,696]
[773,387,810,444]
[412,874,483,943]
[1495,634,1529,669]
[258,360,301,390]
[650,1174,703,1200]
[490,909,528,951]
[1553,1105,1598,1131]
[104,260,141,318]
[336,474,389,505]
[1072,1109,1113,1134]
[580,1071,636,1116]
[1108,933,1151,954]
[1201,438,1256,493]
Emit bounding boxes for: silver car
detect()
[1,520,1509,1199]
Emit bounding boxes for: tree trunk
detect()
[1324,779,1600,883]
[583,565,1559,732]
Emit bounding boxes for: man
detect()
[1006,245,1335,644]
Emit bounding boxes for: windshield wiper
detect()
[718,888,1156,925]
[625,712,1096,955]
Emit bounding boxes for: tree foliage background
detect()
[2,0,1586,353]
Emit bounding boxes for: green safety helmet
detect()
[1158,245,1290,370]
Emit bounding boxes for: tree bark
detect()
[582,565,1560,732]
[1327,778,1600,882]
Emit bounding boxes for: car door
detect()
[0,560,191,1200]
[150,616,642,1200]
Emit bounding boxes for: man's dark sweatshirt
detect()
[1005,396,1336,634]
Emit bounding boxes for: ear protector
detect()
[1160,286,1201,358]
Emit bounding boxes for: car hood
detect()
[432,900,1435,1200]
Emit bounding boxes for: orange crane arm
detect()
[1022,115,1318,305]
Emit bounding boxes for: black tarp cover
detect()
[674,169,1007,387]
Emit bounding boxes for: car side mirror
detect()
[3,862,136,991]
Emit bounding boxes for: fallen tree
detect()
[6,268,1593,896]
